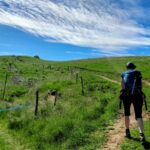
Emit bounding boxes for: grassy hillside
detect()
[0,56,149,150]
[61,56,150,81]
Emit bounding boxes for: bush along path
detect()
[0,123,26,150]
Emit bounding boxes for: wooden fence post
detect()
[2,73,8,100]
[71,69,74,76]
[76,73,79,83]
[54,94,57,106]
[35,90,39,116]
[80,76,84,95]
[8,63,12,72]
[49,65,52,70]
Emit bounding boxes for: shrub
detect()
[39,81,73,93]
[87,84,95,92]
[68,128,90,149]
[8,117,24,130]
[34,55,40,59]
[10,86,28,97]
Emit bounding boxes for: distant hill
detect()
[0,55,149,150]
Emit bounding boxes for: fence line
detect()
[0,104,32,113]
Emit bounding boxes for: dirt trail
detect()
[99,107,150,150]
[98,75,120,85]
[95,75,150,150]
[96,74,150,87]
[143,80,150,86]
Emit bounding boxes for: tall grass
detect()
[0,56,149,150]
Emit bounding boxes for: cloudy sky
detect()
[0,0,150,60]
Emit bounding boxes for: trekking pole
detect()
[119,100,122,109]
[76,73,79,83]
[54,93,57,106]
[143,93,148,111]
[80,76,84,95]
[2,73,8,100]
[35,90,39,116]
[144,99,148,111]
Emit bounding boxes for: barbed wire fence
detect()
[0,64,123,117]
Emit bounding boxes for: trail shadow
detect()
[130,137,150,150]
[130,137,140,142]
[143,141,150,150]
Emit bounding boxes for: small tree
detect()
[34,55,40,59]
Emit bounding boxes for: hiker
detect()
[120,62,145,144]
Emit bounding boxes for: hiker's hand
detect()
[119,89,125,100]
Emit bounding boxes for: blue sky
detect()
[0,0,150,61]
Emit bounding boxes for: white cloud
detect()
[66,50,102,56]
[0,51,25,56]
[0,0,150,54]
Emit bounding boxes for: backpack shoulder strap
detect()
[131,71,137,94]
[133,70,142,92]
[134,70,142,78]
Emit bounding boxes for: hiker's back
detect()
[121,70,142,92]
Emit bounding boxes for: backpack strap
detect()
[131,78,136,94]
[135,70,142,91]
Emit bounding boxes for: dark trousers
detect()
[123,93,143,119]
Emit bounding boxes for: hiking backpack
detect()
[121,70,142,94]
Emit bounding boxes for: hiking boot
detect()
[140,133,146,145]
[125,129,131,139]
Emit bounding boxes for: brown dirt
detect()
[96,74,150,87]
[98,75,120,85]
[94,75,150,150]
[99,106,150,150]
[143,80,150,86]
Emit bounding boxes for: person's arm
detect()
[140,72,142,91]
[121,78,125,90]
[136,71,142,91]
[119,77,125,102]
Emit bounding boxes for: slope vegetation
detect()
[0,56,149,150]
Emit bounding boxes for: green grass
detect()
[61,56,150,81]
[1,77,119,149]
[120,83,150,150]
[121,121,150,150]
[0,56,150,150]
